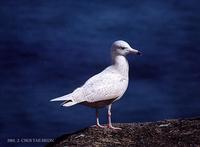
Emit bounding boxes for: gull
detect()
[50,40,141,129]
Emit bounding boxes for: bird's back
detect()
[72,66,128,105]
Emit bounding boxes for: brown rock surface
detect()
[46,117,200,147]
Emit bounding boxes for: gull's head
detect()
[111,40,141,56]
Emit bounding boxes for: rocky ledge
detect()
[46,117,200,147]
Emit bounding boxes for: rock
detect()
[46,117,200,147]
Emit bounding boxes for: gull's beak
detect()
[129,48,142,56]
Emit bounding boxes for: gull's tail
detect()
[50,88,83,107]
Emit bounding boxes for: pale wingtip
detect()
[50,99,57,102]
[62,101,77,107]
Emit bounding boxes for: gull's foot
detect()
[92,124,106,128]
[107,124,122,130]
[96,124,107,128]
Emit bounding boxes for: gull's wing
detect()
[74,66,128,103]
[51,66,128,107]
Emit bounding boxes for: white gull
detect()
[50,40,141,129]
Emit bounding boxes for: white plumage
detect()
[50,40,141,129]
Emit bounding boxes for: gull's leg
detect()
[107,104,122,130]
[95,108,105,128]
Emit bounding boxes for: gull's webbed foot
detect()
[107,124,122,130]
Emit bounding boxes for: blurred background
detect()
[0,0,200,146]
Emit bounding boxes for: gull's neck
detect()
[112,54,129,78]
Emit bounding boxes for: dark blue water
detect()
[0,0,200,146]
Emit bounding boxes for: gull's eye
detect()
[121,47,126,50]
